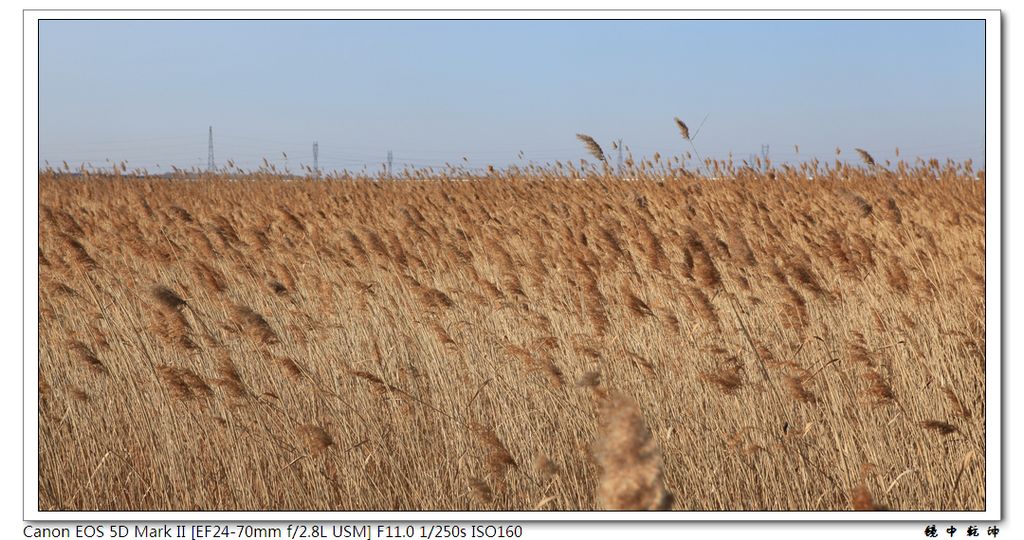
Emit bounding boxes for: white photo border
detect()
[22,8,1002,522]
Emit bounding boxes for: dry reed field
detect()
[37,155,986,511]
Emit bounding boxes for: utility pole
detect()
[207,126,215,172]
[313,141,319,178]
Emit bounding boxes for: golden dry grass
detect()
[37,158,985,511]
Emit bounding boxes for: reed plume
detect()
[674,117,690,140]
[297,424,334,453]
[920,420,958,435]
[231,305,280,345]
[855,148,877,167]
[594,391,673,510]
[576,134,606,162]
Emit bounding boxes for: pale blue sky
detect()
[39,19,985,173]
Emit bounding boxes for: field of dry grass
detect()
[37,158,985,511]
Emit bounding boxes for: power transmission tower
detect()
[313,141,319,177]
[761,144,770,169]
[387,150,393,176]
[207,126,215,172]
